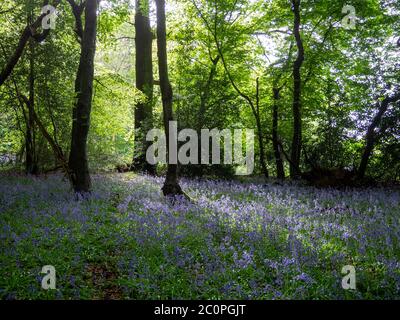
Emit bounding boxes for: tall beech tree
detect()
[133,0,155,174]
[272,85,285,180]
[289,0,304,179]
[155,0,184,196]
[68,0,98,193]
[25,35,38,175]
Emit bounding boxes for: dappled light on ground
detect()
[0,173,399,299]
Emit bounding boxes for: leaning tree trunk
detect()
[214,38,269,179]
[358,92,400,179]
[0,0,61,87]
[68,0,97,193]
[272,87,285,180]
[155,0,184,197]
[290,0,304,179]
[133,0,155,174]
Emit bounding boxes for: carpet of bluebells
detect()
[0,172,399,300]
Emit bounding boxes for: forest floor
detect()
[0,172,399,299]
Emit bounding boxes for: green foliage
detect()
[0,0,399,179]
[89,71,141,170]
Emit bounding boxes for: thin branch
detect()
[0,0,61,86]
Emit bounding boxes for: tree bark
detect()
[66,0,84,41]
[155,0,184,197]
[358,92,400,179]
[290,0,304,179]
[272,87,285,179]
[133,0,155,174]
[255,78,269,179]
[25,37,39,175]
[68,0,98,193]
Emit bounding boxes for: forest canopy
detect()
[0,0,399,191]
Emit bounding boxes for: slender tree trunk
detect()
[256,119,269,179]
[290,0,304,179]
[155,0,184,197]
[196,55,219,177]
[25,37,39,175]
[68,0,97,193]
[255,78,269,179]
[272,87,285,179]
[198,56,219,133]
[196,3,269,179]
[216,41,269,179]
[133,0,155,174]
[358,92,400,179]
[11,67,70,180]
[24,95,70,181]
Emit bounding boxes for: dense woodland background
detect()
[0,0,399,193]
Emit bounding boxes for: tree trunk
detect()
[255,78,269,179]
[290,0,304,179]
[215,42,269,179]
[68,0,98,193]
[272,87,285,180]
[196,55,219,177]
[155,0,184,197]
[358,92,400,179]
[24,95,70,182]
[25,36,39,175]
[133,0,155,174]
[198,56,219,129]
